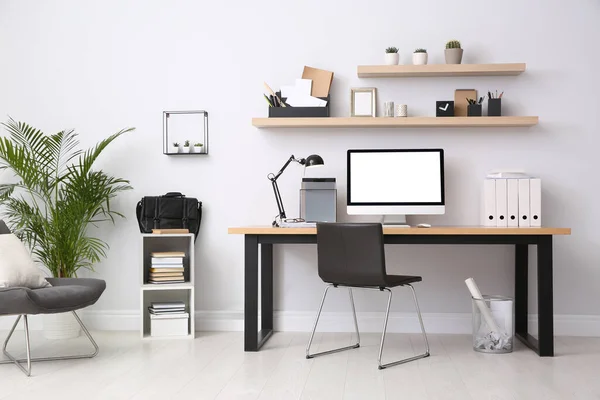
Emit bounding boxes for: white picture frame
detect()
[351,88,377,117]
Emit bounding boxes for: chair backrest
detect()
[316,223,387,287]
[0,220,10,235]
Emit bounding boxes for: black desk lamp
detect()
[268,154,324,226]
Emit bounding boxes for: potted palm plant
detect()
[0,119,133,339]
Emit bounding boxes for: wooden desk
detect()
[228,226,571,356]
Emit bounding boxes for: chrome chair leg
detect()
[378,285,430,370]
[306,285,360,359]
[0,311,100,377]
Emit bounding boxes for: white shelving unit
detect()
[140,233,195,340]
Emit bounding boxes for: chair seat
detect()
[385,274,422,287]
[0,278,106,316]
[327,274,422,288]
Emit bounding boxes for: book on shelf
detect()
[149,275,184,282]
[149,267,184,273]
[148,308,186,314]
[151,257,184,265]
[151,251,185,258]
[151,301,185,309]
[151,228,190,234]
[149,272,184,278]
[148,280,185,284]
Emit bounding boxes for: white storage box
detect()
[150,313,189,337]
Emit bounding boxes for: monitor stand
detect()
[382,215,410,228]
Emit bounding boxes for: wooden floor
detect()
[0,330,599,399]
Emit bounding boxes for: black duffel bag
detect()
[136,192,202,239]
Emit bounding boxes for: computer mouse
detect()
[416,223,432,228]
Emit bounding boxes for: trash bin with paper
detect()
[466,278,514,353]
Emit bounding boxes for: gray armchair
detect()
[0,221,106,376]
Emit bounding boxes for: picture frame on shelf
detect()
[163,110,209,156]
[350,88,377,117]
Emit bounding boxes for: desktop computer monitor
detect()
[347,149,445,224]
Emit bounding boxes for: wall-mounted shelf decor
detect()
[163,110,209,156]
[357,63,526,78]
[252,116,538,128]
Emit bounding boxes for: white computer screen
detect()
[348,150,444,204]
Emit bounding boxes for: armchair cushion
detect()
[0,234,51,289]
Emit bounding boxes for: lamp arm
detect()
[271,155,305,181]
[271,179,286,222]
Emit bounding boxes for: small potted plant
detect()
[170,142,180,154]
[193,142,204,153]
[183,140,191,153]
[385,47,399,65]
[445,40,463,64]
[413,48,428,65]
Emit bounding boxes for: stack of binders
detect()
[148,301,187,315]
[483,174,541,227]
[149,251,185,284]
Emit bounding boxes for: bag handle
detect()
[164,192,185,198]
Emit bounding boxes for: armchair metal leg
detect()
[0,311,99,377]
[306,285,360,359]
[378,285,430,370]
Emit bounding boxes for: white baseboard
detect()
[2,311,599,337]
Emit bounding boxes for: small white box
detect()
[150,313,189,337]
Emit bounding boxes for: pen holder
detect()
[268,92,330,118]
[488,99,502,117]
[467,104,482,117]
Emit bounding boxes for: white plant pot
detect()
[412,53,428,65]
[384,53,399,65]
[43,312,81,340]
[192,146,204,153]
[183,146,191,153]
[169,146,179,154]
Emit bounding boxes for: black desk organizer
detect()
[268,92,330,118]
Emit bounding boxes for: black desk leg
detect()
[515,244,529,337]
[244,236,274,352]
[244,235,259,351]
[537,236,554,357]
[261,243,274,331]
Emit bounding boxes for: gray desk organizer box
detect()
[300,178,337,222]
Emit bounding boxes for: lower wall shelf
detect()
[251,116,539,128]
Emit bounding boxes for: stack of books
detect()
[148,301,187,316]
[149,251,185,284]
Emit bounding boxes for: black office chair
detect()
[306,223,430,369]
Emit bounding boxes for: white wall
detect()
[1,0,598,333]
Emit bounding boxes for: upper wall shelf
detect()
[252,116,538,128]
[357,63,526,78]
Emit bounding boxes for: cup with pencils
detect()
[487,90,503,116]
[466,97,483,117]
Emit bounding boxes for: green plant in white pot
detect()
[0,119,133,339]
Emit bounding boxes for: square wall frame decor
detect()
[163,110,209,156]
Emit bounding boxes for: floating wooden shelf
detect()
[252,116,538,128]
[357,63,526,78]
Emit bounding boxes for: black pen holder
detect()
[268,92,330,118]
[488,98,502,116]
[467,104,482,117]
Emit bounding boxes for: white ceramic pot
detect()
[192,145,203,153]
[183,146,191,153]
[169,145,179,154]
[412,53,428,65]
[384,53,399,65]
[43,312,81,340]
